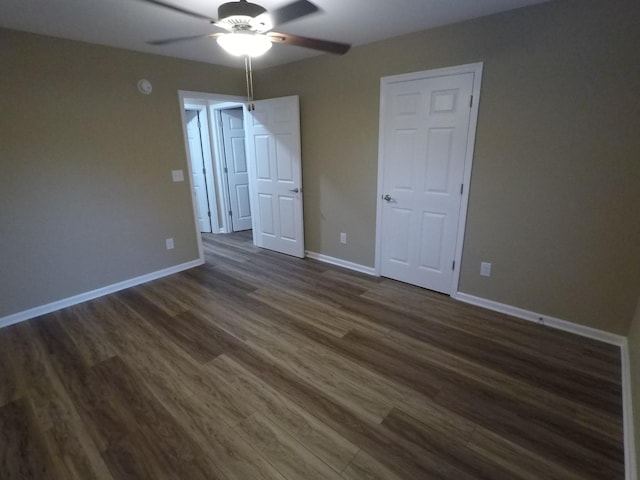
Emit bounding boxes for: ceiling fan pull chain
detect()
[245,55,255,111]
[249,55,255,108]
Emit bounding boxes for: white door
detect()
[220,108,252,232]
[379,72,475,293]
[185,110,212,233]
[244,96,304,258]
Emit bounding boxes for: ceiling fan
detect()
[141,0,351,58]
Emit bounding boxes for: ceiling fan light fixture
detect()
[216,32,272,57]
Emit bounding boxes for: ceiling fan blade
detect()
[147,33,222,46]
[136,0,218,23]
[267,32,350,55]
[269,0,319,27]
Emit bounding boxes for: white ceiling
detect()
[0,0,550,69]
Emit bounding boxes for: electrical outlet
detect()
[166,238,174,250]
[480,262,491,277]
[171,170,184,182]
[340,232,347,244]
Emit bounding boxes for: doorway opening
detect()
[179,91,253,263]
[178,91,306,261]
[181,92,249,233]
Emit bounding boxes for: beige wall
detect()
[256,0,640,334]
[2,0,639,336]
[0,28,244,318]
[629,298,640,474]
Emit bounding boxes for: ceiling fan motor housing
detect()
[218,0,267,20]
[142,0,350,55]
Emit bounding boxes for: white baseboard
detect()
[305,251,377,276]
[0,259,204,329]
[454,292,625,346]
[455,291,635,479]
[621,340,638,480]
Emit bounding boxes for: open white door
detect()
[185,110,212,233]
[245,96,304,258]
[220,108,252,232]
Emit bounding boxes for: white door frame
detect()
[177,90,248,262]
[374,62,483,296]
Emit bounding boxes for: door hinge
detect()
[202,168,206,175]
[452,260,456,270]
[469,95,473,108]
[207,211,211,218]
[460,183,464,195]
[224,167,228,173]
[229,210,233,217]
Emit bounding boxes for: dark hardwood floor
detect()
[0,231,625,479]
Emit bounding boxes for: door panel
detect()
[185,110,212,233]
[221,108,252,231]
[245,96,304,258]
[258,193,275,235]
[278,195,296,240]
[419,212,445,270]
[425,128,454,192]
[380,73,474,293]
[236,184,251,219]
[276,134,294,181]
[230,137,247,172]
[389,208,412,264]
[255,136,271,178]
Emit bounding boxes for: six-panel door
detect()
[380,73,474,293]
[245,96,304,258]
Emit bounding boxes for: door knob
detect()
[383,194,392,201]
[289,187,300,193]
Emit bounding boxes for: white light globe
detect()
[217,33,272,57]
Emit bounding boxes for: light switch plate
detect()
[166,238,174,250]
[480,262,492,277]
[171,170,184,182]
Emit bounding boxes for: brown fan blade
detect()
[147,33,222,46]
[137,0,218,23]
[267,32,350,55]
[269,0,319,27]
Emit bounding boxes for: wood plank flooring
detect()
[0,230,624,479]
